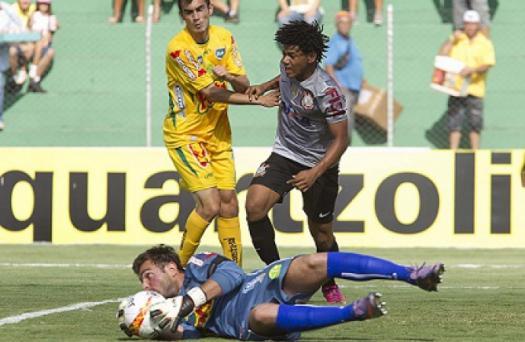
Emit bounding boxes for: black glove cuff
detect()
[179,295,195,317]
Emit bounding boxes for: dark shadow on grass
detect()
[3,88,25,112]
[2,59,54,114]
[488,0,499,19]
[425,111,470,149]
[161,0,177,15]
[3,73,26,114]
[354,115,387,145]
[432,0,453,23]
[363,0,376,24]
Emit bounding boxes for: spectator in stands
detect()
[109,0,145,24]
[344,0,383,26]
[0,1,24,130]
[325,11,363,141]
[276,0,323,27]
[10,0,32,27]
[8,0,34,88]
[211,0,240,24]
[438,10,495,149]
[27,0,57,93]
[453,0,490,37]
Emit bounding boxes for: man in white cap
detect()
[438,9,495,149]
[452,0,491,37]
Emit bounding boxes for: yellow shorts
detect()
[167,142,236,192]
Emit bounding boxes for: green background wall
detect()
[0,0,522,148]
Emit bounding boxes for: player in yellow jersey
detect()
[165,0,279,267]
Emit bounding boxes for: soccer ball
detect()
[117,290,166,338]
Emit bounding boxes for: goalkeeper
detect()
[124,244,444,340]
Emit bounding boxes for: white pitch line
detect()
[453,264,525,269]
[0,262,130,269]
[0,298,123,327]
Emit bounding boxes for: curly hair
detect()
[275,20,329,64]
[132,244,183,275]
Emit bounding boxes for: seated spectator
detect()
[211,0,240,24]
[109,0,144,24]
[276,0,324,27]
[325,11,363,141]
[347,0,383,26]
[0,1,24,130]
[27,0,57,93]
[8,0,35,88]
[452,0,490,37]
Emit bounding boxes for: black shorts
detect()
[447,95,484,132]
[250,153,339,223]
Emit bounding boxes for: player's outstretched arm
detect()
[245,75,280,101]
[227,74,250,93]
[200,84,279,107]
[212,65,250,93]
[177,256,247,322]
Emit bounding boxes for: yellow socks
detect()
[179,210,209,266]
[179,211,242,266]
[217,216,242,266]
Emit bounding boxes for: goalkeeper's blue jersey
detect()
[179,252,304,341]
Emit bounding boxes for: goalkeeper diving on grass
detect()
[117,244,445,340]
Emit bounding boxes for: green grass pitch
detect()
[0,245,524,341]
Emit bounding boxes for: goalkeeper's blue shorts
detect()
[207,257,310,341]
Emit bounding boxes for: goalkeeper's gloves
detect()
[149,296,184,334]
[149,287,207,333]
[179,287,207,318]
[116,300,133,337]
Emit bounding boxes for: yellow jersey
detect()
[163,25,246,149]
[450,32,495,98]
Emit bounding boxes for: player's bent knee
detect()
[203,203,221,219]
[245,199,269,221]
[249,304,278,333]
[300,253,327,273]
[220,202,239,218]
[219,191,239,217]
[198,200,221,220]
